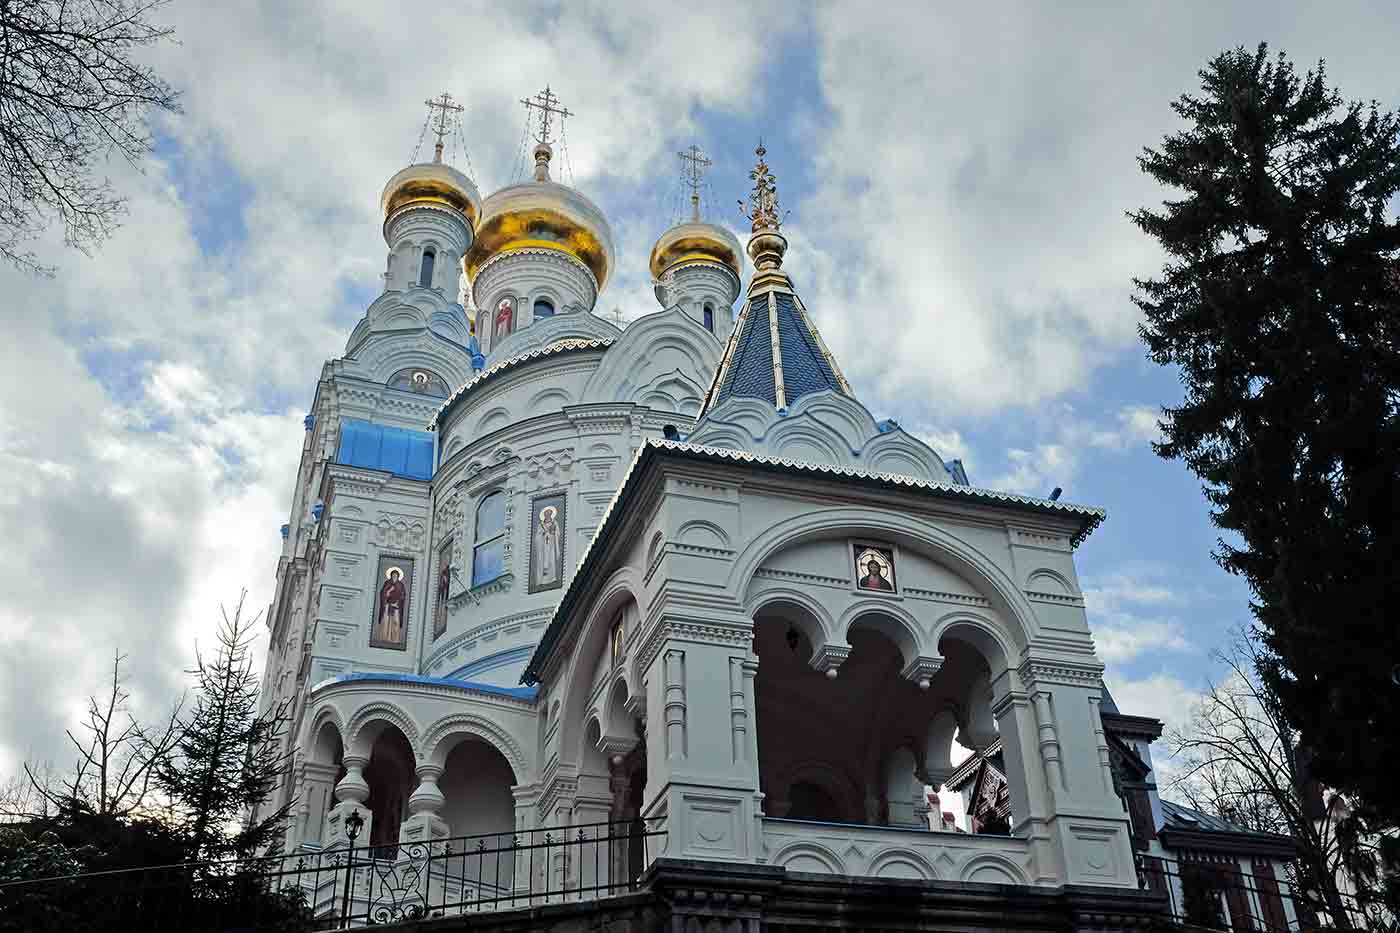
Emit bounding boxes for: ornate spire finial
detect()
[740,141,783,233]
[678,144,713,222]
[424,92,464,164]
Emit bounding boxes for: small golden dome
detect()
[464,176,614,291]
[648,221,743,281]
[381,162,482,227]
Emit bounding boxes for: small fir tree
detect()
[157,592,294,862]
[1131,45,1400,838]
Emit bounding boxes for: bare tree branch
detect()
[0,0,180,273]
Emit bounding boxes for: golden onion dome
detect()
[464,145,614,291]
[648,221,743,282]
[380,161,482,228]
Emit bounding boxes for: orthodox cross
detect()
[740,141,782,232]
[678,144,713,222]
[425,92,464,164]
[520,85,573,146]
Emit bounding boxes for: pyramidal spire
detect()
[699,143,852,416]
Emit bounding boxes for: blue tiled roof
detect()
[716,293,776,406]
[773,293,841,400]
[336,418,434,480]
[710,290,848,412]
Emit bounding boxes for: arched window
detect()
[471,491,507,586]
[702,304,714,332]
[533,298,555,320]
[418,249,436,288]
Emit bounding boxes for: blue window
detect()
[471,491,506,586]
[533,298,555,319]
[418,249,436,288]
[703,304,714,332]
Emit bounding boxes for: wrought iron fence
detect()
[1137,853,1395,933]
[0,817,665,932]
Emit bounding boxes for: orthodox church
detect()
[255,93,1294,931]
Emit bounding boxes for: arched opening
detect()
[418,249,436,288]
[753,604,1003,832]
[702,304,714,332]
[306,721,344,845]
[437,736,517,899]
[471,490,506,586]
[364,725,415,854]
[533,298,555,320]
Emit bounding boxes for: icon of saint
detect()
[376,568,407,644]
[534,505,561,587]
[494,299,514,344]
[859,557,893,591]
[434,554,450,637]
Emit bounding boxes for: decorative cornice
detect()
[1018,659,1105,688]
[903,587,992,607]
[432,339,613,429]
[752,566,849,588]
[635,619,753,681]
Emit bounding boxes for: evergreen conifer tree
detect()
[157,593,294,862]
[1132,45,1400,836]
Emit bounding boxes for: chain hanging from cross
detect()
[678,144,713,222]
[520,85,573,147]
[425,92,464,164]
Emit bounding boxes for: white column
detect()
[401,762,449,844]
[326,753,372,847]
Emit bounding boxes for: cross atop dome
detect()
[521,85,572,147]
[425,92,464,164]
[678,144,713,222]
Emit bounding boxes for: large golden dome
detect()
[648,221,743,281]
[380,162,482,227]
[464,145,614,291]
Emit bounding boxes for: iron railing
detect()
[1138,853,1395,933]
[0,817,665,932]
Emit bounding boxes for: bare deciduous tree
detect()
[0,0,180,273]
[26,652,184,818]
[1167,630,1397,931]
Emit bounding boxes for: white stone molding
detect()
[345,700,421,756]
[419,712,528,780]
[690,390,957,484]
[580,308,721,409]
[727,507,1047,672]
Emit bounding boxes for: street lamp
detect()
[340,809,365,927]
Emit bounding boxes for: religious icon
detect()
[387,367,448,398]
[854,545,895,592]
[528,493,567,594]
[433,538,452,641]
[370,556,413,649]
[493,298,514,345]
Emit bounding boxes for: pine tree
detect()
[157,592,294,862]
[1131,45,1400,836]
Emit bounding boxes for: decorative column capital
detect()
[810,643,850,680]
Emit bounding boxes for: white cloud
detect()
[1103,671,1201,784]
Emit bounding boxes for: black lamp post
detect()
[340,809,365,928]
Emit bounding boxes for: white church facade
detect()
[256,96,1292,931]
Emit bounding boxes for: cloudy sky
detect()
[1,1,1397,782]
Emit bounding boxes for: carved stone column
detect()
[400,762,449,844]
[326,753,372,847]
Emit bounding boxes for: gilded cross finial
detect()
[520,85,573,146]
[425,92,464,164]
[678,144,712,222]
[740,141,782,233]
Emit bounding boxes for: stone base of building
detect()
[374,858,1171,933]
